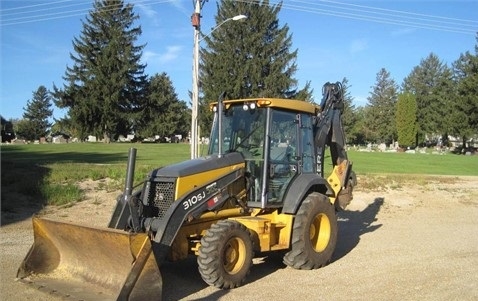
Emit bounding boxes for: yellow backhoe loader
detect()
[17,82,356,300]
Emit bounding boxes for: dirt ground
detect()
[1,175,478,301]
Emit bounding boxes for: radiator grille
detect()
[149,181,175,218]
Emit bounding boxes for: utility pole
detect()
[191,0,205,159]
[190,2,246,159]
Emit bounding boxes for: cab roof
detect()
[210,98,321,114]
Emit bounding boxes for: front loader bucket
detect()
[17,217,162,301]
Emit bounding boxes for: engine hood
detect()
[149,152,245,179]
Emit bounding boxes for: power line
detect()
[0,0,73,12]
[1,2,88,18]
[1,0,476,35]
[236,0,477,35]
[0,0,174,26]
[305,0,478,25]
[296,0,477,33]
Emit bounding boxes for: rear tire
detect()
[198,220,254,289]
[283,192,337,269]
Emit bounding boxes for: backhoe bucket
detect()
[17,217,162,301]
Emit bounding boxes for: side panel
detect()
[231,211,294,252]
[282,173,332,214]
[149,167,246,249]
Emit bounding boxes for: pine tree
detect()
[402,53,453,145]
[199,0,312,134]
[352,106,367,145]
[19,86,53,141]
[395,93,417,148]
[365,68,398,145]
[451,34,478,149]
[137,73,189,140]
[53,0,146,142]
[340,78,358,144]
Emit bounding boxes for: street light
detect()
[190,12,247,159]
[200,14,248,42]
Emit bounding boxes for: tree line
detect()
[343,48,478,149]
[8,0,478,149]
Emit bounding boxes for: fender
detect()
[282,173,332,214]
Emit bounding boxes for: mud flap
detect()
[17,217,162,301]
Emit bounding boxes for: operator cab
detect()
[208,99,318,208]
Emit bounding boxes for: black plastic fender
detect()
[282,173,332,214]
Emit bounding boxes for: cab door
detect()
[266,110,300,203]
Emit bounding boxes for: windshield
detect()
[208,104,267,157]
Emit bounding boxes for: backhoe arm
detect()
[315,82,355,209]
[315,82,348,175]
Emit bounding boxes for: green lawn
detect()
[347,150,478,176]
[1,143,193,208]
[1,142,192,166]
[1,143,477,208]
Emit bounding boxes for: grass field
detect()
[347,150,478,176]
[1,143,194,208]
[1,143,477,208]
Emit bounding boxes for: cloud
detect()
[170,0,186,12]
[160,46,182,63]
[349,39,368,54]
[136,3,161,27]
[136,3,157,18]
[143,46,182,65]
[391,27,417,37]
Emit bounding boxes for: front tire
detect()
[198,220,254,289]
[283,192,338,269]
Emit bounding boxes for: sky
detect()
[1,0,477,121]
